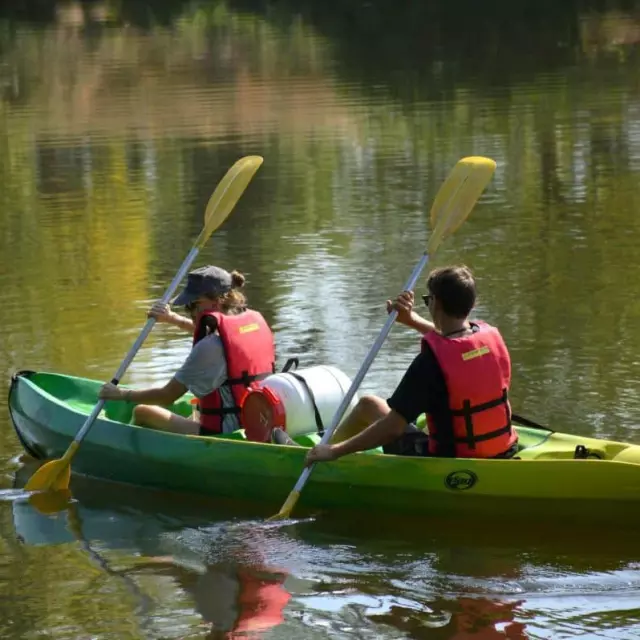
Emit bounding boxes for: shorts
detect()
[382,425,519,459]
[382,424,430,456]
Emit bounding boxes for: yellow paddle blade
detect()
[24,457,72,492]
[427,156,496,254]
[267,156,496,522]
[195,155,264,250]
[267,490,300,522]
[29,488,72,515]
[23,157,262,498]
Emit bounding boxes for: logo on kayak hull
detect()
[445,470,477,491]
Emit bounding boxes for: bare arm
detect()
[387,291,435,335]
[148,301,194,333]
[306,410,409,464]
[166,313,195,333]
[402,312,435,335]
[334,410,408,455]
[99,377,187,406]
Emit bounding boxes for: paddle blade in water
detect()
[195,155,264,250]
[427,156,496,254]
[267,490,300,521]
[29,488,72,514]
[267,156,495,522]
[24,458,71,492]
[22,158,260,498]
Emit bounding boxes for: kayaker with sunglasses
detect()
[99,265,276,436]
[304,265,518,464]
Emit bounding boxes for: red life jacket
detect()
[422,321,517,458]
[194,309,275,434]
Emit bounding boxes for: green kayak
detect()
[9,370,640,524]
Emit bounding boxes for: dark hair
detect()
[204,270,247,315]
[426,265,476,318]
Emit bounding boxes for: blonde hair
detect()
[205,270,247,314]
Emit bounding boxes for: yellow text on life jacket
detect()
[239,323,260,334]
[461,345,490,361]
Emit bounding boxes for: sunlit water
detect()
[2,0,640,637]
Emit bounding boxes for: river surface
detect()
[2,0,640,637]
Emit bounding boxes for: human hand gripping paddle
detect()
[24,155,264,494]
[268,156,497,521]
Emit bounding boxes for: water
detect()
[2,0,640,636]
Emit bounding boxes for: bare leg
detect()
[133,404,200,436]
[330,394,390,444]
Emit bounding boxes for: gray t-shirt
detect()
[174,335,239,433]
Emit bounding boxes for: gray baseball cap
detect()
[172,266,233,306]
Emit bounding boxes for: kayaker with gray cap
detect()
[99,265,276,436]
[304,265,518,464]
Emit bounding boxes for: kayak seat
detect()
[517,432,608,461]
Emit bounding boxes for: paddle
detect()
[24,155,264,494]
[269,156,497,521]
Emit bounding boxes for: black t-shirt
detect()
[386,343,456,457]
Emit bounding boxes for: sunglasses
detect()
[422,294,434,307]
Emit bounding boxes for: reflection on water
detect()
[2,0,640,637]
[5,469,640,639]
